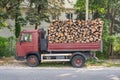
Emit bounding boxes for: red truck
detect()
[16,29,102,67]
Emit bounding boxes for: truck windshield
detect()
[20,33,32,42]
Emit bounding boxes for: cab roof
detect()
[22,29,39,33]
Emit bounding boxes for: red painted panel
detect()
[16,30,39,57]
[48,41,101,51]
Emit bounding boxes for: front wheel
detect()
[71,55,85,68]
[27,55,40,67]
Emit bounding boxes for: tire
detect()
[71,55,85,68]
[26,55,40,67]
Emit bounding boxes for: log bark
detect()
[48,19,104,43]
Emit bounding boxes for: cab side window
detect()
[20,33,32,42]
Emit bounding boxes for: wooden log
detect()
[48,19,104,43]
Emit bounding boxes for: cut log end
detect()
[48,19,103,43]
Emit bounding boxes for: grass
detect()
[38,59,120,68]
[106,63,120,67]
[86,59,120,67]
[0,57,120,67]
[38,62,71,67]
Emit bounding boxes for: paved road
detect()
[0,67,120,80]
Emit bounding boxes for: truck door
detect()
[16,33,33,57]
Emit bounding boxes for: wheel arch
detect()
[26,52,41,60]
[71,52,87,61]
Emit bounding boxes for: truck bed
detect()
[48,41,102,51]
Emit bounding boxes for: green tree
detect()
[105,0,120,57]
[74,0,85,20]
[96,19,110,59]
[106,0,120,34]
[26,0,65,29]
[0,0,26,38]
[0,1,8,29]
[15,1,21,38]
[26,0,49,29]
[48,0,65,20]
[75,0,120,59]
[75,0,107,20]
[113,36,120,55]
[0,36,9,57]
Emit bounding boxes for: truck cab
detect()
[16,29,44,60]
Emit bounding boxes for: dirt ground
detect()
[0,57,120,68]
[0,57,27,67]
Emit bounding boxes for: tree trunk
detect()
[108,6,116,58]
[106,0,116,58]
[35,23,38,30]
[106,0,110,19]
[15,2,21,38]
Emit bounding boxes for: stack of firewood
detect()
[48,18,104,43]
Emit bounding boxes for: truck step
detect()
[41,59,70,62]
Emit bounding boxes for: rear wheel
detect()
[71,55,85,68]
[27,55,40,67]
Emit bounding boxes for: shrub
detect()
[113,36,120,54]
[0,36,11,57]
[96,19,110,59]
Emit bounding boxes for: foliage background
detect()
[0,0,120,59]
[0,37,10,57]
